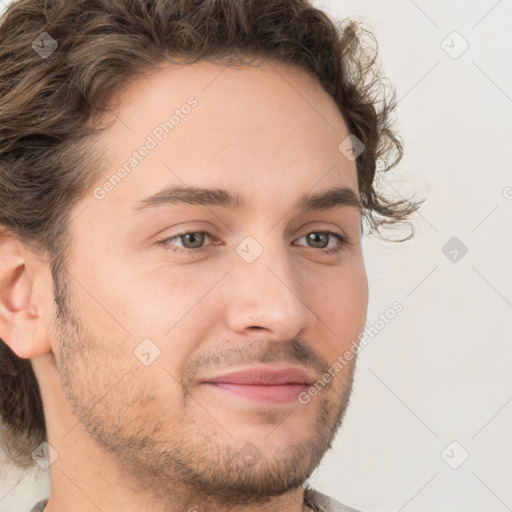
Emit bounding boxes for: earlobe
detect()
[0,231,51,359]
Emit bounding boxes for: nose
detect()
[224,239,317,339]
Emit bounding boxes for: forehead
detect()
[88,60,358,214]
[108,59,348,134]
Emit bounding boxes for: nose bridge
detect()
[224,230,317,335]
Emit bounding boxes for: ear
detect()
[0,228,53,359]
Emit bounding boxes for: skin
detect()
[0,60,368,512]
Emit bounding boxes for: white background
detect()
[1,0,511,511]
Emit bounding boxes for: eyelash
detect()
[157,230,349,256]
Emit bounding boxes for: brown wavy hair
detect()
[0,0,424,470]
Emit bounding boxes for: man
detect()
[0,1,421,511]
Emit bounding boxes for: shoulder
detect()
[305,487,363,512]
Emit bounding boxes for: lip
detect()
[201,365,315,406]
[204,382,310,405]
[202,365,316,385]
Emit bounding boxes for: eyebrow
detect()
[131,184,363,214]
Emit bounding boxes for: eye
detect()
[157,230,348,255]
[158,231,213,254]
[294,231,348,254]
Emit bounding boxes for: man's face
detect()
[51,60,368,504]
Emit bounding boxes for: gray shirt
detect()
[31,489,361,512]
[304,488,361,512]
[30,500,47,512]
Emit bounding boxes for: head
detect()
[0,0,422,502]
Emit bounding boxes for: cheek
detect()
[86,255,220,336]
[307,262,368,346]
[90,265,226,374]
